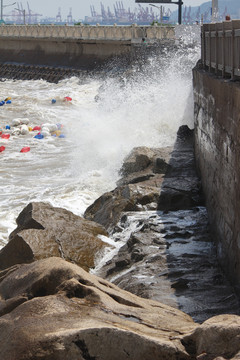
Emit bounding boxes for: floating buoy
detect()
[20,124,29,135]
[28,126,33,132]
[5,125,10,130]
[59,134,65,138]
[42,123,57,133]
[1,134,10,139]
[6,100,12,104]
[12,128,21,136]
[0,103,4,107]
[64,96,72,102]
[20,118,29,125]
[4,97,11,101]
[34,134,44,139]
[41,130,50,137]
[0,146,5,152]
[51,99,56,104]
[52,130,62,137]
[32,126,41,131]
[20,146,30,153]
[12,119,21,126]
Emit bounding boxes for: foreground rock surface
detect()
[0,257,239,360]
[0,257,195,360]
[0,202,109,271]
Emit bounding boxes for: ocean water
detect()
[0,27,200,247]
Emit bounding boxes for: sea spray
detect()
[0,25,200,246]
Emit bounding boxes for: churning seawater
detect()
[0,26,200,248]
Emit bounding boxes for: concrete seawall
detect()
[0,37,132,69]
[0,24,175,70]
[193,67,240,294]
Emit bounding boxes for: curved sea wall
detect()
[0,24,175,70]
[193,67,240,294]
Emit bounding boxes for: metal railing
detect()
[201,20,240,79]
[0,24,175,41]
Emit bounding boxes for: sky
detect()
[4,0,207,20]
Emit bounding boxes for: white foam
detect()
[0,36,200,247]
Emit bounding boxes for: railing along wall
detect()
[0,24,175,41]
[201,20,240,79]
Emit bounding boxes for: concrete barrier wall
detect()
[193,67,240,293]
[0,24,175,69]
[0,24,175,41]
[0,37,133,68]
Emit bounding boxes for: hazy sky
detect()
[5,0,207,20]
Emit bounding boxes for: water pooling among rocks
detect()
[87,126,240,323]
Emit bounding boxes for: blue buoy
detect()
[6,100,11,104]
[34,134,44,139]
[51,99,56,104]
[58,134,65,138]
[5,125,10,130]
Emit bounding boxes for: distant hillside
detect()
[170,0,240,23]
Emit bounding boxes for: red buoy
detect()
[20,146,30,153]
[1,134,10,139]
[0,146,5,152]
[64,96,72,101]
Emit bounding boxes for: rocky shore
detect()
[0,125,239,359]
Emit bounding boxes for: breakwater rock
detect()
[86,126,240,322]
[0,63,85,83]
[0,202,109,271]
[0,256,240,360]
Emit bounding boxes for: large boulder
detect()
[84,126,204,232]
[119,146,172,179]
[182,314,240,360]
[84,146,173,231]
[0,257,197,360]
[84,180,163,231]
[4,202,109,271]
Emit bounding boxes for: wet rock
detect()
[84,146,173,232]
[119,146,155,176]
[0,63,85,83]
[94,208,240,323]
[87,126,239,324]
[7,202,109,271]
[117,146,172,186]
[171,278,189,290]
[158,126,204,211]
[0,257,197,360]
[84,127,204,232]
[0,235,34,271]
[84,183,161,231]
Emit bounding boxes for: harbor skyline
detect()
[3,0,206,20]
